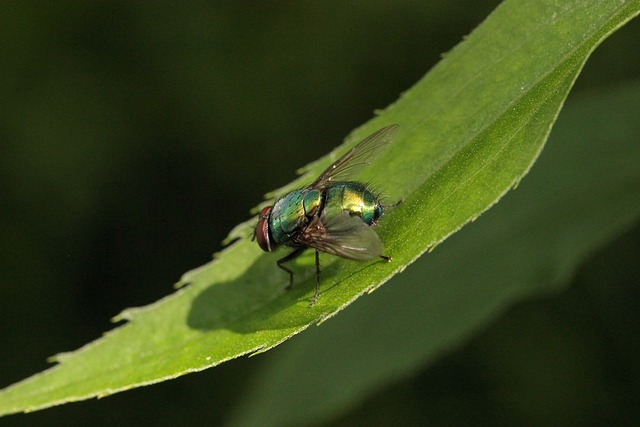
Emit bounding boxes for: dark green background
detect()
[1,2,638,425]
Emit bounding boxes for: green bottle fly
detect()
[254,125,398,306]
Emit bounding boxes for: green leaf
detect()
[228,79,640,426]
[0,0,638,417]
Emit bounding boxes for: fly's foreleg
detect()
[277,247,306,290]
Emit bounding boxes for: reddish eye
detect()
[255,206,273,252]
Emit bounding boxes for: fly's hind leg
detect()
[277,247,306,290]
[385,198,404,209]
[377,199,401,264]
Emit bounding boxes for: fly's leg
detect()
[383,198,404,210]
[379,199,400,264]
[309,249,321,307]
[277,247,306,290]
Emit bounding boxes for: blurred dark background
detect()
[1,2,638,426]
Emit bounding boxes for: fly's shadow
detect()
[186,248,347,332]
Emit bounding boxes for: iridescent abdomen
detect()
[324,181,382,225]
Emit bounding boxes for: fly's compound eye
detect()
[255,206,273,252]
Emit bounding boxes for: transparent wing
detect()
[310,124,398,190]
[300,210,383,260]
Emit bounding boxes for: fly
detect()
[254,124,399,306]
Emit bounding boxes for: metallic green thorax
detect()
[269,181,382,247]
[270,188,322,244]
